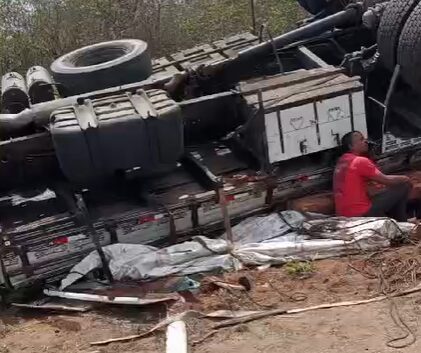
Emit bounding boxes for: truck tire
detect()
[377,0,419,71]
[51,39,153,95]
[398,2,421,92]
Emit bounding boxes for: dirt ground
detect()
[2,245,421,353]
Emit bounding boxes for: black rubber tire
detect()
[377,0,419,71]
[51,39,153,95]
[398,2,421,91]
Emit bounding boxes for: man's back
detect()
[333,152,380,217]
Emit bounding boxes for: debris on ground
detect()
[11,302,90,313]
[44,289,179,306]
[166,320,188,353]
[4,243,421,352]
[59,211,414,290]
[4,211,420,352]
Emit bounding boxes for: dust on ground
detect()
[2,245,421,353]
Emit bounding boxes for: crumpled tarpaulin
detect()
[60,211,415,290]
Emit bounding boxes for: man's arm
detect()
[355,156,411,186]
[369,173,410,186]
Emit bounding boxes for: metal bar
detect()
[183,152,220,188]
[226,5,361,67]
[265,25,284,73]
[75,194,113,283]
[367,96,386,109]
[296,46,331,69]
[0,253,13,290]
[250,0,257,35]
[382,64,401,140]
[217,187,234,246]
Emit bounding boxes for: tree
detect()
[0,0,304,75]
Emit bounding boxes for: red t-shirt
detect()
[333,153,381,217]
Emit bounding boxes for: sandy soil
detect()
[193,297,421,353]
[2,245,421,353]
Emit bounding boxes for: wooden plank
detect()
[171,44,226,70]
[152,57,180,79]
[239,67,345,95]
[213,32,259,58]
[244,73,362,108]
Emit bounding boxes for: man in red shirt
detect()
[333,131,411,221]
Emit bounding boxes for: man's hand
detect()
[396,175,411,184]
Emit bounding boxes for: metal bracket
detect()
[74,98,98,130]
[128,90,158,119]
[297,46,331,69]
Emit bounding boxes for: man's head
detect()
[341,131,368,155]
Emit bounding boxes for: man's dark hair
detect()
[341,131,359,153]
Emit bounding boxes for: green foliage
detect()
[285,261,315,276]
[0,0,304,76]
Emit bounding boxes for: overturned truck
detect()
[1,0,421,292]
